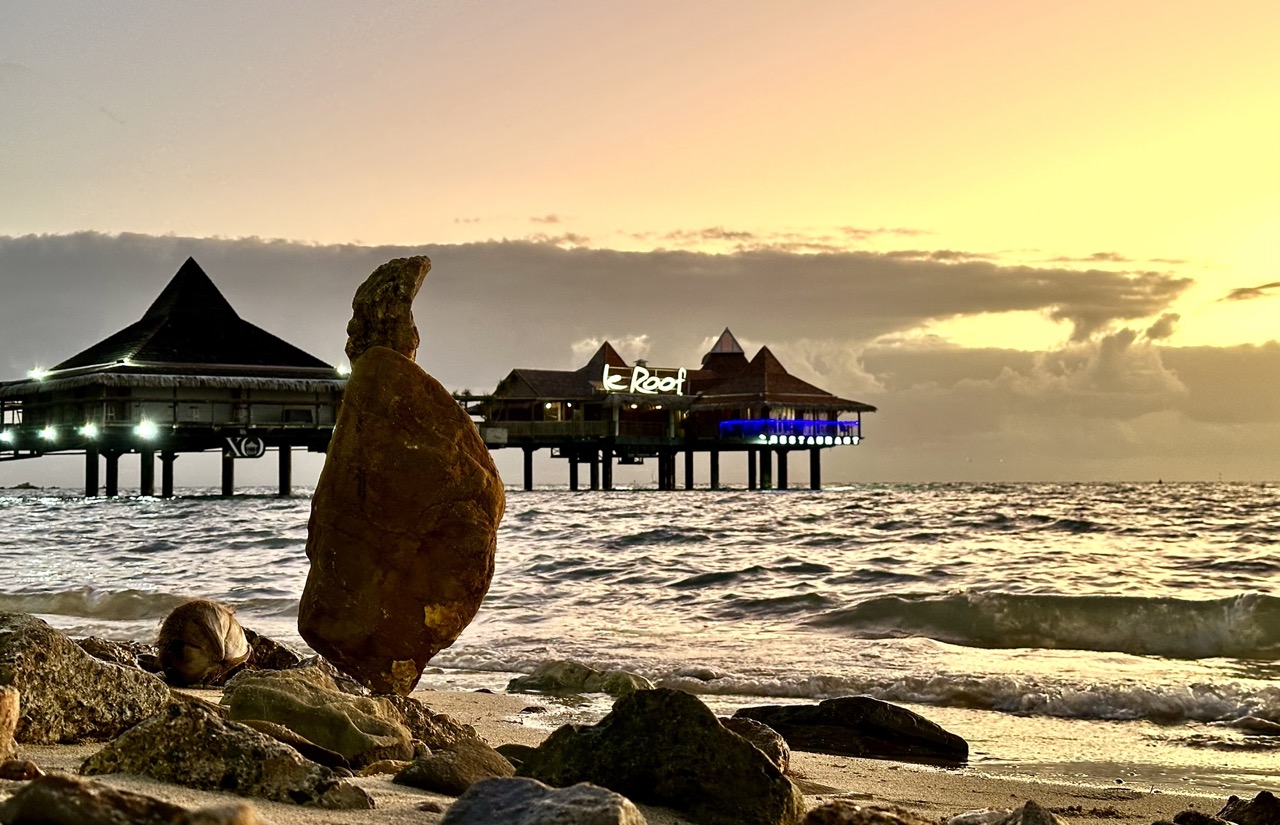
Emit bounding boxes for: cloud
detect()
[530,214,563,224]
[1048,251,1132,263]
[1222,281,1280,302]
[1144,312,1179,341]
[5,231,1264,483]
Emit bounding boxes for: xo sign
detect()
[224,436,266,459]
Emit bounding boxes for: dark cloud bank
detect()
[1,232,1275,486]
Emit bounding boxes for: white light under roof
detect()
[0,431,13,444]
[336,362,352,376]
[79,423,99,439]
[39,426,56,441]
[134,419,159,439]
[27,368,49,381]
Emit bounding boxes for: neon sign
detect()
[603,364,687,396]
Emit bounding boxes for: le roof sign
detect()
[603,364,687,396]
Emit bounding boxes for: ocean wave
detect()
[653,672,1280,727]
[0,587,299,622]
[807,591,1280,660]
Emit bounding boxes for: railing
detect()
[717,418,861,445]
[481,421,672,441]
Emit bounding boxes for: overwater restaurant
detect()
[474,328,876,490]
[0,258,344,497]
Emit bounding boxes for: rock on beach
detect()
[300,257,505,695]
[0,612,170,743]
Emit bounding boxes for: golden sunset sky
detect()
[4,0,1277,348]
[2,1,1278,483]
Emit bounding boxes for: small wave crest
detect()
[808,591,1280,660]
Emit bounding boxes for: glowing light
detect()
[134,419,159,439]
[39,426,56,441]
[336,362,351,377]
[629,403,638,410]
[79,423,99,439]
[27,368,49,381]
[544,402,553,409]
[768,435,778,444]
[654,404,663,410]
[852,436,861,445]
[806,436,815,445]
[758,434,768,442]
[0,431,13,444]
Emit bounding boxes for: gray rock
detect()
[496,742,538,768]
[0,774,262,824]
[0,612,170,743]
[394,737,516,795]
[518,688,804,825]
[75,637,156,670]
[1218,791,1280,825]
[804,801,936,825]
[734,695,968,764]
[993,801,1066,825]
[508,660,655,697]
[221,666,414,767]
[441,777,647,825]
[345,255,430,363]
[382,692,479,749]
[720,715,790,774]
[236,718,350,769]
[242,629,304,671]
[80,700,372,809]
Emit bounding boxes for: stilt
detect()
[760,448,773,490]
[139,449,155,496]
[161,451,177,498]
[809,447,821,490]
[663,450,677,490]
[523,446,535,491]
[568,449,580,492]
[709,449,720,490]
[684,449,695,490]
[278,445,292,497]
[602,444,614,491]
[104,452,120,497]
[221,451,235,496]
[589,450,600,490]
[747,449,757,490]
[776,449,788,490]
[84,449,100,498]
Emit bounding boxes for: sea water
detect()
[1,482,1276,795]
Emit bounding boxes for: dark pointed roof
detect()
[495,342,627,399]
[693,345,876,412]
[700,327,749,376]
[51,257,333,376]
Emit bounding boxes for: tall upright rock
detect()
[300,256,505,695]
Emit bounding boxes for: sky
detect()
[1,0,1278,486]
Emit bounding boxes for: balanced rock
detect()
[441,777,648,825]
[81,701,373,809]
[508,660,654,698]
[156,599,252,686]
[300,343,505,694]
[0,612,170,743]
[0,774,262,825]
[221,666,414,767]
[735,695,968,764]
[518,688,804,825]
[344,255,431,363]
[393,737,516,795]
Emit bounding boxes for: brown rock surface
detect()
[299,345,505,694]
[344,255,430,363]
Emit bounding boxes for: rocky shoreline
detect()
[0,610,1272,825]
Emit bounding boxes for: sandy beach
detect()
[10,687,1229,825]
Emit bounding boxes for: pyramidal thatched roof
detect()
[51,257,333,375]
